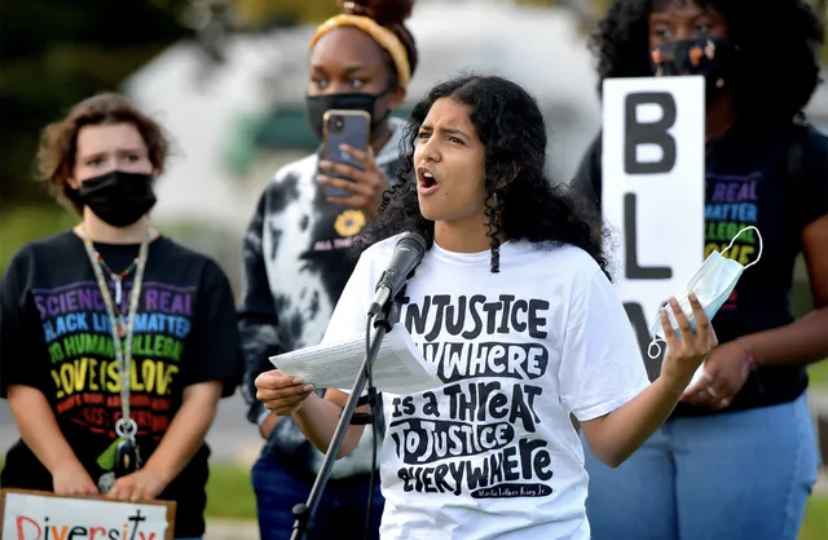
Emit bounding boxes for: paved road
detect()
[0,400,16,456]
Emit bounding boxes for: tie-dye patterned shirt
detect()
[0,232,243,537]
[239,117,407,476]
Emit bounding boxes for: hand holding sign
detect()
[52,460,98,497]
[107,468,169,502]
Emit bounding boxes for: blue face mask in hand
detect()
[648,226,764,359]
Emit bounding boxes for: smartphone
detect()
[319,109,371,198]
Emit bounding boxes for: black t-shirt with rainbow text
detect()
[0,231,243,537]
[572,122,828,416]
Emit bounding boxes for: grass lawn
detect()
[0,205,75,271]
[206,462,258,520]
[808,360,828,389]
[801,494,828,540]
[204,462,828,538]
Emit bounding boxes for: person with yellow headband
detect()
[238,1,418,539]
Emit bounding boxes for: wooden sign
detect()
[1,489,175,540]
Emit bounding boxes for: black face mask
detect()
[72,170,157,228]
[651,36,736,98]
[305,91,391,140]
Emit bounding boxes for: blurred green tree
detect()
[0,0,191,208]
[2,0,823,213]
[0,0,362,212]
[233,0,338,27]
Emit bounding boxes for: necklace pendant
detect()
[114,277,123,306]
[116,322,126,338]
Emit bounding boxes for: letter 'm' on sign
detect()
[624,92,677,174]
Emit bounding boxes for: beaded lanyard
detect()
[81,228,150,486]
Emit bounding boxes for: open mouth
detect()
[418,167,439,192]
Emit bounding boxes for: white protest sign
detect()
[602,76,705,378]
[1,489,175,540]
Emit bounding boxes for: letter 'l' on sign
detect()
[602,76,705,378]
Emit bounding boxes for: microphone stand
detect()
[290,299,397,540]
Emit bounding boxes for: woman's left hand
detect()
[659,294,719,388]
[106,468,168,502]
[681,339,754,410]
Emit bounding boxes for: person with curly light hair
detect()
[0,93,243,540]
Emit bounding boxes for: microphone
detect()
[368,232,427,315]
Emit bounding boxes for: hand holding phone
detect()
[319,110,370,197]
[317,110,389,217]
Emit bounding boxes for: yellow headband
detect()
[310,14,412,88]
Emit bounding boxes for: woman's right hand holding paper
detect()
[255,369,315,415]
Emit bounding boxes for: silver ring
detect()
[115,418,137,438]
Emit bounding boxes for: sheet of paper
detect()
[270,327,441,395]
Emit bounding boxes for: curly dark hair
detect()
[363,75,608,275]
[591,0,824,124]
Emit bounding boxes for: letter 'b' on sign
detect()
[624,92,677,174]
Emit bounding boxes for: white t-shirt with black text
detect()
[323,235,650,539]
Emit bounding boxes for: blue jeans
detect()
[584,394,819,540]
[251,452,384,540]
